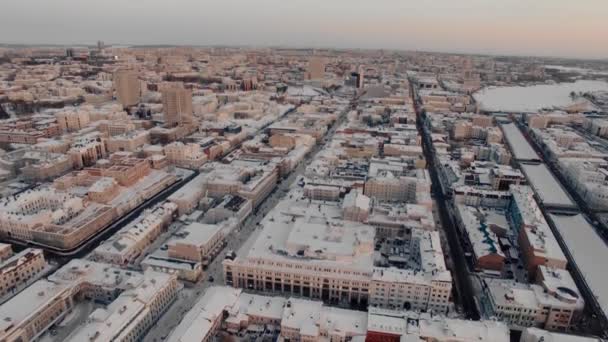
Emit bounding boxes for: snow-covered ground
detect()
[545,65,608,76]
[474,80,608,113]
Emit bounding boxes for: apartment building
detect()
[509,185,568,279]
[485,266,584,331]
[106,129,150,153]
[67,133,108,168]
[167,222,226,264]
[366,309,510,342]
[164,141,207,169]
[168,286,368,342]
[369,230,452,313]
[223,192,375,307]
[55,109,90,132]
[364,166,430,203]
[91,202,177,265]
[0,248,47,299]
[162,86,194,127]
[113,69,140,108]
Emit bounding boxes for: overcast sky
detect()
[1,0,607,59]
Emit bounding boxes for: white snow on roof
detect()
[168,287,241,342]
[520,163,574,208]
[549,213,608,321]
[0,280,71,334]
[500,123,539,161]
[522,327,602,342]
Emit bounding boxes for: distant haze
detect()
[1,0,607,59]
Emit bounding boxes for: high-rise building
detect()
[113,69,140,108]
[307,57,325,80]
[162,86,194,127]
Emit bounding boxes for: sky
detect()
[1,0,607,59]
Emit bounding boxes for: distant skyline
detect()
[1,0,607,60]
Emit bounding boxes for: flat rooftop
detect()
[242,188,375,273]
[501,123,540,162]
[0,280,71,334]
[168,286,241,342]
[549,213,608,321]
[169,222,223,247]
[520,163,575,209]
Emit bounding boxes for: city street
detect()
[412,84,480,320]
[144,97,354,342]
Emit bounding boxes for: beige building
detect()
[106,129,150,153]
[304,184,341,201]
[162,86,194,127]
[307,56,326,80]
[202,161,279,209]
[167,173,209,216]
[343,189,371,222]
[113,69,140,108]
[0,187,116,250]
[0,244,12,261]
[224,192,376,307]
[55,109,90,132]
[64,269,180,342]
[168,286,367,342]
[369,230,452,313]
[21,151,72,181]
[67,133,108,168]
[92,202,177,265]
[520,327,601,342]
[0,280,75,342]
[167,222,225,264]
[364,175,426,203]
[367,309,510,342]
[0,248,47,299]
[269,134,296,149]
[485,266,584,331]
[364,160,431,203]
[15,260,181,342]
[164,141,207,169]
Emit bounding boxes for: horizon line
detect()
[1,42,607,62]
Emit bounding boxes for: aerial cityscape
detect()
[0,2,608,342]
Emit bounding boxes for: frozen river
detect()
[474,80,608,113]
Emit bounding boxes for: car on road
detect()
[208,276,215,282]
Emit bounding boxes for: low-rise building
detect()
[223,190,375,307]
[0,259,181,342]
[0,244,12,261]
[106,129,150,153]
[509,185,568,279]
[141,252,204,282]
[167,221,226,264]
[167,286,368,342]
[164,141,207,169]
[520,327,603,342]
[167,173,208,216]
[366,309,510,342]
[454,204,506,272]
[370,230,452,313]
[485,266,584,331]
[91,202,177,265]
[0,248,47,299]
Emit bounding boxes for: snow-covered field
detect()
[473,80,608,113]
[545,65,608,76]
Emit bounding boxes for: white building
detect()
[485,266,584,331]
[370,230,452,313]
